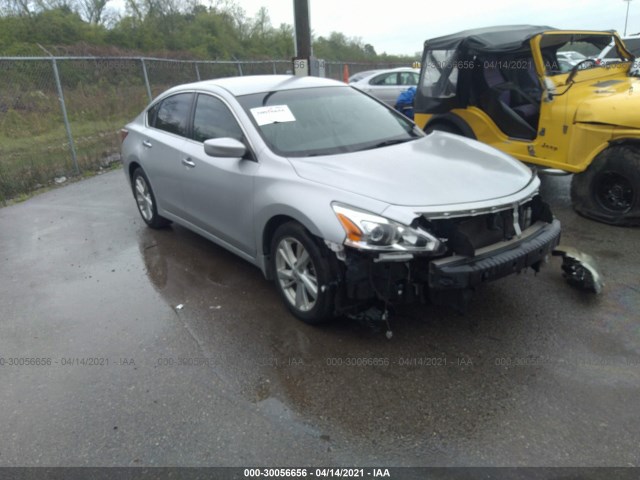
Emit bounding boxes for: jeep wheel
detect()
[570,145,640,226]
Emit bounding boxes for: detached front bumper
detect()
[428,219,562,290]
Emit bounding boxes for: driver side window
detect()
[192,94,244,143]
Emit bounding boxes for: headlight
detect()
[332,203,441,252]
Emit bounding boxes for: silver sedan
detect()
[349,67,420,105]
[121,75,561,324]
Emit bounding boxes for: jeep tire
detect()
[571,144,640,226]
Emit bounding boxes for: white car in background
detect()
[557,50,586,65]
[349,67,420,105]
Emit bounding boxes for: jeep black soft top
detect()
[424,25,555,54]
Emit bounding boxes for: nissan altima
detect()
[121,75,561,324]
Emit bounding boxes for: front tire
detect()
[270,222,338,324]
[131,168,171,229]
[571,145,640,226]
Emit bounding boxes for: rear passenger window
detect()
[154,93,193,137]
[192,94,244,143]
[399,72,418,85]
[371,73,398,86]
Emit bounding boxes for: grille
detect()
[418,196,551,257]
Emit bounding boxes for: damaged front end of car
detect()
[327,194,562,317]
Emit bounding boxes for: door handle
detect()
[182,158,196,168]
[142,140,152,148]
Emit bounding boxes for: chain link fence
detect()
[0,57,406,203]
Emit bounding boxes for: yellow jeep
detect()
[414,26,640,226]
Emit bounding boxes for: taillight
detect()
[119,128,129,144]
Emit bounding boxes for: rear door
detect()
[363,72,403,105]
[139,92,193,218]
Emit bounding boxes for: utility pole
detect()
[293,0,312,59]
[291,0,325,77]
[624,0,633,36]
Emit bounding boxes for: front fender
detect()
[609,137,640,147]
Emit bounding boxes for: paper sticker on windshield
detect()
[250,105,296,126]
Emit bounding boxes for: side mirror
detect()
[203,137,247,158]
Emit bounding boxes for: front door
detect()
[180,93,258,257]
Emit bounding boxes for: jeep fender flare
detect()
[609,137,640,148]
[424,113,477,140]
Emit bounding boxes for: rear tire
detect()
[570,145,640,226]
[270,222,338,324]
[131,168,171,229]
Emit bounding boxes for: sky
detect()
[234,0,638,56]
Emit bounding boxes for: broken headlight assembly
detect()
[332,203,442,253]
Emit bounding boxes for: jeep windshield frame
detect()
[536,32,634,76]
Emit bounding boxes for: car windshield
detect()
[237,86,421,157]
[540,33,629,75]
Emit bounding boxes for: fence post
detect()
[141,58,152,101]
[194,62,201,81]
[51,58,79,175]
[273,61,277,75]
[237,62,243,76]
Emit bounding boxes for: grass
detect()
[0,120,127,203]
[0,57,266,202]
[0,81,151,203]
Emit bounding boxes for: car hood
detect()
[289,133,535,207]
[574,76,640,128]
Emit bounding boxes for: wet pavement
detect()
[0,169,639,467]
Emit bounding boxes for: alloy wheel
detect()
[135,175,154,221]
[275,237,318,312]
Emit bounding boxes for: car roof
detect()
[353,67,417,79]
[425,25,555,54]
[349,69,384,80]
[166,75,346,97]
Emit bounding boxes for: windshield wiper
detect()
[371,138,414,149]
[349,138,415,153]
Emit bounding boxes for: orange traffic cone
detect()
[343,64,349,83]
